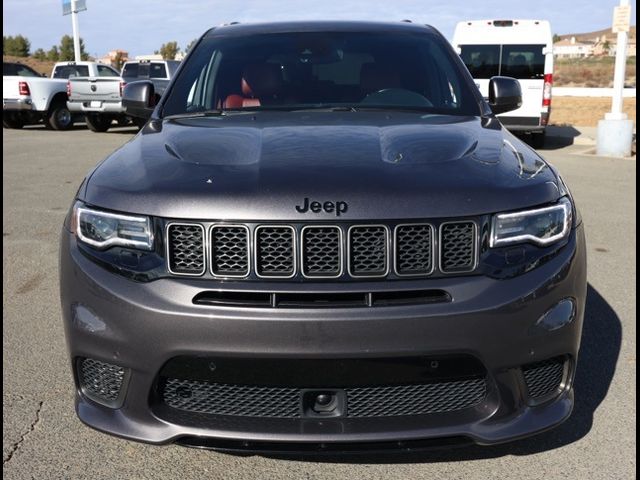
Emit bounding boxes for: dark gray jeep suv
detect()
[60,21,587,452]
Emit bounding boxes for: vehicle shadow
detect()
[20,124,139,134]
[517,125,582,151]
[264,283,621,464]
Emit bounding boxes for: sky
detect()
[2,0,637,58]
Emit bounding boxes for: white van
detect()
[452,19,553,147]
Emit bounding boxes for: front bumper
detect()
[3,97,34,111]
[60,225,587,449]
[67,100,125,114]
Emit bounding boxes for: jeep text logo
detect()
[295,198,348,216]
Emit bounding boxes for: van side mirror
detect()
[122,80,155,119]
[488,76,522,115]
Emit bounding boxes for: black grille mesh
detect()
[523,357,565,400]
[163,379,301,418]
[440,222,475,272]
[168,224,205,274]
[302,227,342,277]
[160,377,486,418]
[346,378,486,417]
[396,224,433,275]
[211,226,249,276]
[256,227,295,276]
[349,226,388,276]
[79,358,125,403]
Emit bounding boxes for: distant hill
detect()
[558,25,636,42]
[3,55,55,76]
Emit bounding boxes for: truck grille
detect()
[160,377,486,418]
[166,221,477,279]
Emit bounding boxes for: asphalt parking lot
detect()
[2,125,636,479]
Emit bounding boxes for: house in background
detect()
[553,37,594,58]
[97,49,129,67]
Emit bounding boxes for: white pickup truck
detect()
[67,59,180,132]
[3,61,120,130]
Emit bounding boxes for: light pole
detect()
[70,0,81,62]
[596,0,634,157]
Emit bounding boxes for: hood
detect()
[83,112,561,220]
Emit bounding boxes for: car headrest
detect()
[360,63,401,93]
[241,63,283,97]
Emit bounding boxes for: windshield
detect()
[162,31,481,117]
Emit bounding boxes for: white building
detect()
[553,37,594,58]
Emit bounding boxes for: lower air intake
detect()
[78,358,127,407]
[160,377,487,418]
[522,357,565,401]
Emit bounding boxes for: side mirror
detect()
[122,80,155,119]
[488,76,522,115]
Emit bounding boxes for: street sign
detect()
[612,4,631,33]
[62,0,86,16]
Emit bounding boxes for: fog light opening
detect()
[533,298,576,333]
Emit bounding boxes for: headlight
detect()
[490,197,572,247]
[74,205,153,250]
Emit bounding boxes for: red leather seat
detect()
[224,63,283,108]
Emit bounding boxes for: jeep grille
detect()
[166,221,477,279]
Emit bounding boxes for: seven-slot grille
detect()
[166,221,477,279]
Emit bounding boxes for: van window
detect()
[500,45,545,79]
[459,45,500,79]
[459,44,545,80]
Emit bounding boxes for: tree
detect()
[159,41,179,60]
[3,35,31,57]
[113,51,126,71]
[32,48,47,61]
[47,46,60,61]
[185,39,197,53]
[552,34,561,44]
[58,35,89,61]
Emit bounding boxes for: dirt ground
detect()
[550,97,637,127]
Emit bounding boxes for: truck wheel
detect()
[531,131,546,149]
[46,102,73,130]
[85,114,113,132]
[2,113,24,129]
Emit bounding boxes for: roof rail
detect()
[401,19,412,23]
